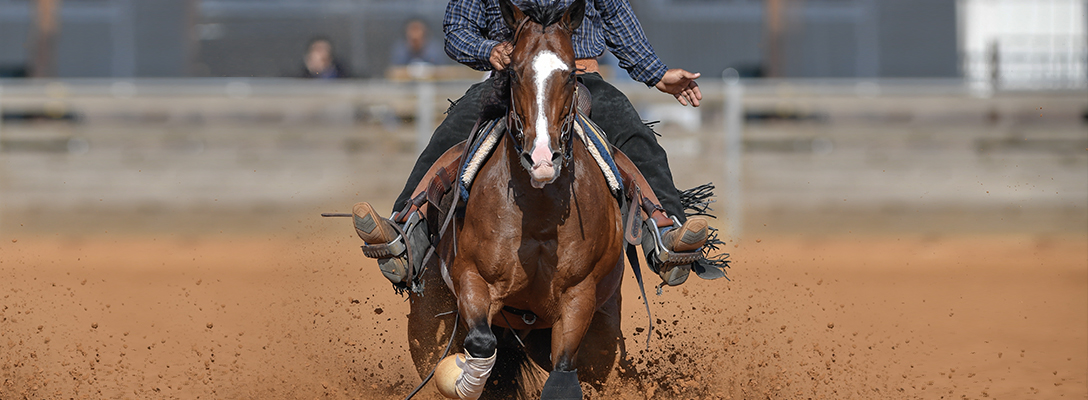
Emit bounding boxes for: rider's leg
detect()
[612,149,708,254]
[353,140,467,243]
[579,73,706,245]
[578,72,707,285]
[352,139,463,243]
[577,73,685,222]
[355,76,494,285]
[397,141,467,222]
[392,77,494,213]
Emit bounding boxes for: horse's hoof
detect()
[540,369,582,400]
[433,351,497,399]
[433,353,465,399]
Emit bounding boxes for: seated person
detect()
[299,37,348,79]
[354,0,709,287]
[389,18,448,67]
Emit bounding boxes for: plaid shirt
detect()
[443,0,668,86]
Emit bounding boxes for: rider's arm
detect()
[443,0,501,71]
[594,0,668,87]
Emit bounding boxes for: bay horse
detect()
[405,0,627,398]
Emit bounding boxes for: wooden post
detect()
[32,0,61,78]
[764,0,782,77]
[988,40,1001,91]
[722,69,744,239]
[186,0,201,76]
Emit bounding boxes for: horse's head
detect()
[500,0,585,189]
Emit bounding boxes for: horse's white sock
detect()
[454,350,497,400]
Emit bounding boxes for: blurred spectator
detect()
[389,18,447,67]
[300,37,348,79]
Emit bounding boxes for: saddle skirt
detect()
[457,112,624,200]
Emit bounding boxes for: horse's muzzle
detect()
[522,147,564,189]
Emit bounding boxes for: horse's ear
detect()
[563,0,586,31]
[499,0,525,30]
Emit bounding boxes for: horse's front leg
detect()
[450,268,499,400]
[541,281,598,400]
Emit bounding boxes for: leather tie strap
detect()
[624,186,643,245]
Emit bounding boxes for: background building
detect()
[2,0,1082,84]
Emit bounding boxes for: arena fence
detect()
[0,77,1085,237]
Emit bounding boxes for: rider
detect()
[353,0,709,286]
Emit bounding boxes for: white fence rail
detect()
[0,78,1084,236]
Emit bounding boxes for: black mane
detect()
[479,69,511,122]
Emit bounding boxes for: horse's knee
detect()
[464,325,497,358]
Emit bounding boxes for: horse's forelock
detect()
[520,0,568,29]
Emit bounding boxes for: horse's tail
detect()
[485,328,547,400]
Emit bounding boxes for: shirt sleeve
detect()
[443,0,501,71]
[594,0,668,86]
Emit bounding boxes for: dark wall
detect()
[781,15,867,77]
[54,20,115,77]
[0,2,119,77]
[194,3,447,78]
[0,0,191,77]
[636,0,958,79]
[134,0,192,77]
[0,8,30,76]
[197,17,355,78]
[637,2,765,80]
[877,0,960,77]
[0,0,961,78]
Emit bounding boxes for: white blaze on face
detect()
[527,50,566,187]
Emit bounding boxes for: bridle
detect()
[505,17,579,172]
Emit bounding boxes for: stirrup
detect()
[641,216,701,286]
[359,211,430,286]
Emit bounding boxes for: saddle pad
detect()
[573,111,623,195]
[459,118,505,200]
[458,113,623,199]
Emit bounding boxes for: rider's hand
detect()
[655,69,702,107]
[489,42,514,71]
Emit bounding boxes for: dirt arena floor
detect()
[1,207,1085,399]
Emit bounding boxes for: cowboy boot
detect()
[353,139,468,288]
[353,202,411,284]
[661,215,709,253]
[645,208,708,286]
